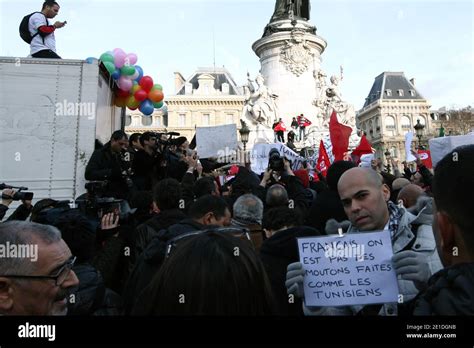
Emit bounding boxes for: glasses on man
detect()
[1,256,76,286]
[165,227,253,258]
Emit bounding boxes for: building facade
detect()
[357,72,432,164]
[125,67,245,141]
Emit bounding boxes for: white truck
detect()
[0,57,123,210]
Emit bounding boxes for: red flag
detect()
[329,110,352,161]
[417,150,433,169]
[351,135,373,164]
[316,140,331,177]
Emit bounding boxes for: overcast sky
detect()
[1,0,472,109]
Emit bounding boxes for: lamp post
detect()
[414,119,425,149]
[384,149,391,173]
[239,120,250,153]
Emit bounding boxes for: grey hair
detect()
[233,194,264,225]
[0,221,62,276]
[266,184,289,208]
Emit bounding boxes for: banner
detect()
[404,132,417,162]
[196,124,238,159]
[250,143,304,175]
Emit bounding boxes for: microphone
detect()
[0,183,28,190]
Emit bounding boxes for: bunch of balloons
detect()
[97,48,164,116]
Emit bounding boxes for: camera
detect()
[0,183,34,201]
[268,148,285,172]
[78,181,123,220]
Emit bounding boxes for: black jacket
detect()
[134,209,187,259]
[259,226,321,315]
[412,262,474,315]
[131,149,160,190]
[123,219,207,314]
[68,263,122,316]
[0,203,32,221]
[306,190,347,233]
[85,144,130,199]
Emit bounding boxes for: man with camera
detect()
[0,188,33,221]
[85,130,132,200]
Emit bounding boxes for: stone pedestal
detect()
[252,19,327,130]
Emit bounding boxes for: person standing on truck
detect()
[29,1,66,59]
[85,131,132,200]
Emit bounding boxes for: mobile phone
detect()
[98,202,121,219]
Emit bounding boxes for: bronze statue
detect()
[270,0,310,22]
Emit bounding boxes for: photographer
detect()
[85,130,132,200]
[0,189,33,221]
[166,137,190,181]
[131,132,161,191]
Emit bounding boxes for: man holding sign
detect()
[286,168,443,315]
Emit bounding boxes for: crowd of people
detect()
[0,128,473,317]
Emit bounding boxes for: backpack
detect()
[19,12,47,44]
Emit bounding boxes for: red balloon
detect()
[116,88,130,98]
[139,76,154,92]
[134,89,148,102]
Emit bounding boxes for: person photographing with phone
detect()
[25,1,66,59]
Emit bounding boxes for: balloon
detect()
[153,101,164,108]
[139,76,154,92]
[139,99,154,116]
[134,89,148,102]
[131,84,141,94]
[115,96,127,108]
[121,65,136,76]
[116,88,130,98]
[127,53,138,65]
[126,95,140,109]
[103,61,116,75]
[134,66,144,82]
[152,84,163,91]
[100,53,114,63]
[148,89,164,103]
[130,70,140,80]
[85,57,96,64]
[113,48,125,56]
[117,76,133,91]
[111,68,121,80]
[114,51,127,68]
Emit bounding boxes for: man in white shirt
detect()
[29,1,66,59]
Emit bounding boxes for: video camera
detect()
[0,183,34,201]
[78,181,123,220]
[268,148,285,172]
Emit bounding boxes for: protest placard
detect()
[196,124,238,159]
[297,230,399,307]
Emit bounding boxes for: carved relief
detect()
[279,31,314,77]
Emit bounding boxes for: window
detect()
[409,89,416,97]
[141,116,152,127]
[401,116,411,130]
[178,113,186,127]
[385,116,396,130]
[226,113,234,124]
[398,89,404,97]
[386,89,392,97]
[202,113,210,126]
[155,116,162,127]
[125,115,132,127]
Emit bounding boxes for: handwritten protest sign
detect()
[196,124,238,159]
[297,230,399,307]
[250,143,305,174]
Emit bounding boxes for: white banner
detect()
[405,132,417,162]
[196,124,238,159]
[250,143,305,175]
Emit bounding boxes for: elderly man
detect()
[231,194,265,250]
[286,167,443,315]
[0,221,79,315]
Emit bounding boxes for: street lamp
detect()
[384,149,391,173]
[239,120,250,152]
[414,119,425,149]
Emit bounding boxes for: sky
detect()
[1,0,473,110]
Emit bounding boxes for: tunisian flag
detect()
[329,110,353,161]
[316,140,331,177]
[417,150,433,169]
[351,135,373,164]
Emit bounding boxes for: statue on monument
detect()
[242,73,278,128]
[271,0,311,22]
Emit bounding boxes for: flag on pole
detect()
[417,150,433,169]
[329,110,353,161]
[351,135,373,164]
[316,140,331,177]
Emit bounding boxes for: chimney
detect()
[410,78,415,86]
[174,72,185,94]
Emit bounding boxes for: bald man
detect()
[397,184,424,209]
[286,168,443,316]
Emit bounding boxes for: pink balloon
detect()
[127,53,138,65]
[114,52,127,68]
[117,76,132,91]
[113,48,125,56]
